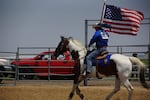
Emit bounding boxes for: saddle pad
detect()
[92,54,111,67]
[97,54,112,67]
[84,54,112,67]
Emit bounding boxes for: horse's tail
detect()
[129,57,149,89]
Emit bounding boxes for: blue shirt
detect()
[89,30,109,48]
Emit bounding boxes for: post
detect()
[148,45,150,80]
[84,20,88,86]
[48,48,51,81]
[148,18,150,80]
[149,18,150,80]
[16,47,19,81]
[85,20,88,48]
[14,51,18,85]
[100,0,107,23]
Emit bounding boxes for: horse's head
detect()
[55,36,87,60]
[54,36,69,58]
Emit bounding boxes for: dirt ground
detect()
[0,80,150,100]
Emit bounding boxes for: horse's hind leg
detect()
[122,79,134,100]
[106,77,121,100]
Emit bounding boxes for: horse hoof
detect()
[69,92,74,98]
[80,94,84,100]
[105,97,109,100]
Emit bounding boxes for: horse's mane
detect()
[68,37,87,51]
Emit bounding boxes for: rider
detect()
[85,23,111,78]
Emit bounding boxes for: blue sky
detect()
[0,0,150,52]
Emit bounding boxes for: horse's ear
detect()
[61,36,64,40]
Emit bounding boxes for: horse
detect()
[55,36,149,100]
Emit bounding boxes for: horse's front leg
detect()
[76,86,84,100]
[68,75,85,100]
[68,83,78,100]
[68,74,79,100]
[68,56,85,100]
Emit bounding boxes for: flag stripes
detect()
[103,5,144,35]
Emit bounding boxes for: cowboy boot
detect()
[78,72,91,82]
[96,72,103,79]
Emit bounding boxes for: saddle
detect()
[84,50,109,66]
[96,51,108,60]
[96,51,111,79]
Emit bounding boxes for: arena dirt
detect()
[0,80,150,100]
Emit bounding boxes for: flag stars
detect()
[105,8,112,19]
[104,5,122,20]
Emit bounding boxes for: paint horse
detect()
[55,36,149,100]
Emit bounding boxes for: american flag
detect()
[103,5,144,35]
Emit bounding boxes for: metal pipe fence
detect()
[15,47,75,81]
[108,45,149,81]
[0,45,149,86]
[0,51,17,86]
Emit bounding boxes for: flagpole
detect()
[100,0,107,23]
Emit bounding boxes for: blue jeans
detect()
[86,47,107,73]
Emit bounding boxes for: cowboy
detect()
[86,23,111,77]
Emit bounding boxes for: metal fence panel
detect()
[0,52,17,86]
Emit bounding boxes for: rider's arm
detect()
[89,31,99,46]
